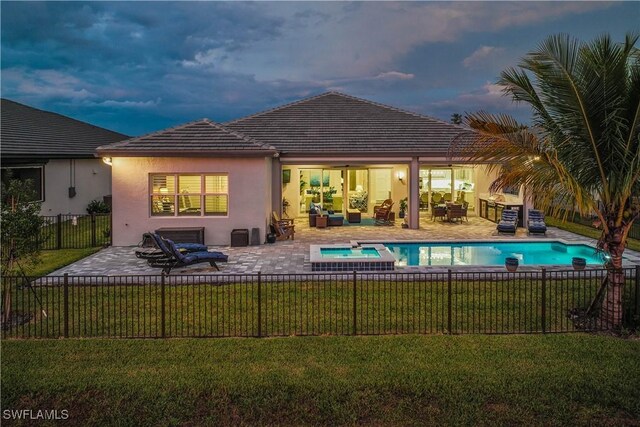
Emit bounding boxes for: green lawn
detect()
[40,214,110,250]
[547,217,640,252]
[20,248,101,277]
[2,335,639,425]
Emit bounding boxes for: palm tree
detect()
[461,33,639,328]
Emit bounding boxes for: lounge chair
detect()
[374,202,394,226]
[527,209,547,235]
[496,209,519,234]
[148,237,228,274]
[135,232,208,259]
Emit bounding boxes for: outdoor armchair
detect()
[432,205,447,221]
[373,199,393,217]
[447,204,464,222]
[374,202,395,226]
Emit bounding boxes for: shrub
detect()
[86,200,110,214]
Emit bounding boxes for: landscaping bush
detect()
[86,199,110,214]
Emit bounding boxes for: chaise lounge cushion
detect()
[165,239,228,263]
[496,210,518,234]
[527,209,547,234]
[497,221,517,233]
[528,221,547,234]
[182,251,229,263]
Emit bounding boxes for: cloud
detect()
[430,82,526,114]
[0,1,628,135]
[2,68,96,101]
[463,46,506,69]
[374,71,415,80]
[97,99,160,109]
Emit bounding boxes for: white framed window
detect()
[150,173,228,217]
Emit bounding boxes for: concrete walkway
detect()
[50,215,638,276]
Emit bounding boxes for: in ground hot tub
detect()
[310,244,396,272]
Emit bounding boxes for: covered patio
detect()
[50,216,603,276]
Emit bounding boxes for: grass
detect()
[19,248,101,277]
[40,214,110,250]
[547,217,640,252]
[2,335,639,425]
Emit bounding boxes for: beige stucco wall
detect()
[390,165,408,214]
[41,159,112,215]
[111,157,271,246]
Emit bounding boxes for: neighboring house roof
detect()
[97,119,277,157]
[225,91,475,157]
[1,98,128,160]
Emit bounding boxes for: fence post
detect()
[56,214,62,250]
[91,213,97,247]
[447,269,452,334]
[161,273,166,338]
[63,273,69,338]
[257,271,262,338]
[353,271,357,335]
[541,268,547,334]
[635,265,640,319]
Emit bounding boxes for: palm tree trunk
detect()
[601,229,626,328]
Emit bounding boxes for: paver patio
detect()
[49,214,637,276]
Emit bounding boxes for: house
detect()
[1,99,128,215]
[97,92,526,246]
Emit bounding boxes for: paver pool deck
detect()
[50,216,639,276]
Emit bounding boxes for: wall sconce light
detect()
[396,171,406,184]
[102,157,113,166]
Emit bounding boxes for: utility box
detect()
[250,227,261,246]
[231,229,249,247]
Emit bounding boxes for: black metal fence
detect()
[561,210,640,240]
[39,213,111,249]
[2,268,638,339]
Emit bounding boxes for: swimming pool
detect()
[310,244,396,271]
[320,247,382,258]
[383,241,606,267]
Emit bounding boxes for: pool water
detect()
[320,247,382,259]
[383,241,606,266]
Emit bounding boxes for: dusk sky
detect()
[2,1,638,137]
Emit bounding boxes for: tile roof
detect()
[225,92,476,156]
[97,119,277,156]
[1,98,128,159]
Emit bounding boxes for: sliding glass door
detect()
[322,169,344,212]
[419,166,476,211]
[299,168,344,213]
